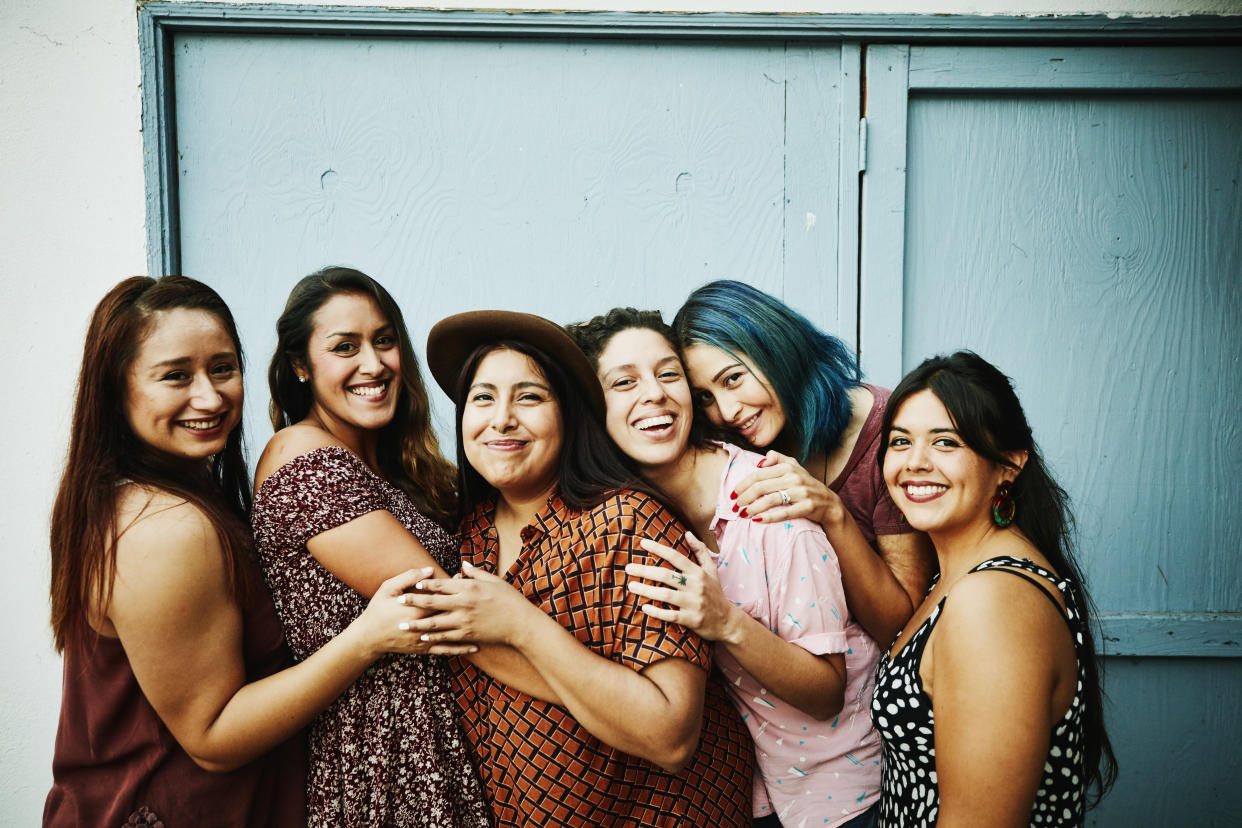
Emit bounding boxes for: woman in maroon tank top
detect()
[44,276,438,827]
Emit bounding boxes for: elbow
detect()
[646,724,701,774]
[803,687,846,722]
[188,752,245,774]
[652,738,697,774]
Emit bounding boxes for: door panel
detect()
[862,44,1242,826]
[173,33,846,443]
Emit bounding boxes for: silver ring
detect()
[779,489,791,506]
[671,573,688,587]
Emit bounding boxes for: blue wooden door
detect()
[171,32,850,444]
[861,45,1242,826]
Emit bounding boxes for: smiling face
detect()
[681,342,786,448]
[461,347,563,504]
[298,292,402,442]
[882,388,1017,538]
[595,327,695,474]
[125,308,243,461]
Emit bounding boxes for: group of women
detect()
[44,267,1115,827]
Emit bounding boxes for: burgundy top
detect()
[830,384,912,546]
[252,446,490,828]
[453,490,755,827]
[44,587,306,826]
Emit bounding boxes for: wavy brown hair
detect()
[50,276,255,652]
[268,266,456,526]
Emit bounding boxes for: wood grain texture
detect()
[172,33,844,447]
[902,92,1242,615]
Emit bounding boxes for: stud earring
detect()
[297,375,308,384]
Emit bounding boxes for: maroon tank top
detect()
[43,588,306,827]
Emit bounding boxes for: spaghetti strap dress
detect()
[871,555,1091,828]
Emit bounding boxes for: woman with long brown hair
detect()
[252,267,494,826]
[45,276,434,827]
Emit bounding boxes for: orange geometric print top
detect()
[453,489,754,827]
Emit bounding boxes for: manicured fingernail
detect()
[398,594,409,605]
[739,508,748,517]
[399,622,411,631]
[757,458,766,467]
[421,567,434,576]
[729,490,738,500]
[415,582,426,590]
[752,516,762,522]
[462,561,474,571]
[419,634,431,642]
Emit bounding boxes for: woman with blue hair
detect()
[671,280,934,649]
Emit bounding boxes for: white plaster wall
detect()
[1,0,1236,822]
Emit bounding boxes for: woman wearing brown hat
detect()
[408,310,753,827]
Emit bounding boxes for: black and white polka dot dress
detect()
[870,555,1089,827]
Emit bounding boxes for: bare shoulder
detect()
[111,487,230,612]
[938,565,1067,653]
[255,422,349,489]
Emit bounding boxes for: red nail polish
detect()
[739,508,748,518]
[729,491,737,500]
[731,503,738,513]
[752,516,762,522]
[757,459,766,467]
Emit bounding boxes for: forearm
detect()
[466,644,561,704]
[720,606,845,720]
[821,514,913,648]
[511,613,702,771]
[191,621,378,771]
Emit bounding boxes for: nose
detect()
[718,393,743,426]
[637,375,667,404]
[489,397,517,432]
[905,441,932,471]
[358,343,383,375]
[189,372,223,410]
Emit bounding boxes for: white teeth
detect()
[906,484,947,497]
[179,418,221,431]
[349,383,385,397]
[635,415,674,430]
[737,413,759,430]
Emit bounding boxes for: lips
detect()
[734,411,760,439]
[902,482,947,502]
[177,416,223,432]
[485,439,527,451]
[634,414,674,432]
[348,381,388,399]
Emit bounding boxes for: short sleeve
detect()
[771,526,850,655]
[254,446,387,552]
[583,493,712,673]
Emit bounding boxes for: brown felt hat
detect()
[425,310,605,418]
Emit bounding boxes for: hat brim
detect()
[426,310,605,419]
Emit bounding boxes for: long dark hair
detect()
[879,350,1117,805]
[268,266,456,526]
[566,306,713,450]
[453,339,679,524]
[50,276,254,652]
[672,280,861,462]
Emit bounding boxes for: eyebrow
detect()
[324,325,395,338]
[603,356,680,379]
[711,362,745,383]
[468,380,552,393]
[889,425,959,434]
[148,352,236,370]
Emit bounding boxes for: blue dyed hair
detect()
[671,280,861,462]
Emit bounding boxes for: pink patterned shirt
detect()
[710,443,882,828]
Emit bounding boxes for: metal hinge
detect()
[858,117,868,173]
